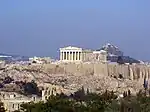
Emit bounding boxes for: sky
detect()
[0,0,150,60]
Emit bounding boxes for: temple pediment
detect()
[60,46,82,50]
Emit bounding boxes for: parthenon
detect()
[59,46,83,62]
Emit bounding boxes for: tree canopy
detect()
[12,88,150,112]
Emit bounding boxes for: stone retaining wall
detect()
[42,63,150,81]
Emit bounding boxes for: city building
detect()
[0,92,41,112]
[29,56,53,64]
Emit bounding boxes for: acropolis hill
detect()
[0,43,150,95]
[1,43,150,111]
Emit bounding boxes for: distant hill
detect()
[97,43,124,56]
[97,43,140,63]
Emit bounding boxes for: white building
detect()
[29,56,52,64]
[0,92,40,112]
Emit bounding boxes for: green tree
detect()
[13,110,21,112]
[18,90,119,112]
[105,100,120,112]
[23,80,40,96]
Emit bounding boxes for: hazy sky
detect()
[0,0,150,60]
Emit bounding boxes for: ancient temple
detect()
[59,46,107,62]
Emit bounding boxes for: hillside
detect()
[0,63,145,95]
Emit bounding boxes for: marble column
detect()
[67,52,69,60]
[63,52,65,60]
[70,51,71,60]
[68,52,70,60]
[60,52,62,60]
[65,52,67,60]
[73,52,75,60]
[79,52,81,60]
[76,52,78,60]
[80,52,81,60]
[70,51,72,60]
[69,51,71,61]
[68,51,70,61]
[75,52,76,60]
[78,51,80,60]
[65,51,68,60]
[62,52,64,60]
[71,51,73,61]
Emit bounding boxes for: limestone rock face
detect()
[0,63,148,95]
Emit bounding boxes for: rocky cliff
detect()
[0,63,149,95]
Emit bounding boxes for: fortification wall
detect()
[42,63,150,81]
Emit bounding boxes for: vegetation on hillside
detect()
[11,87,150,112]
[0,78,41,96]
